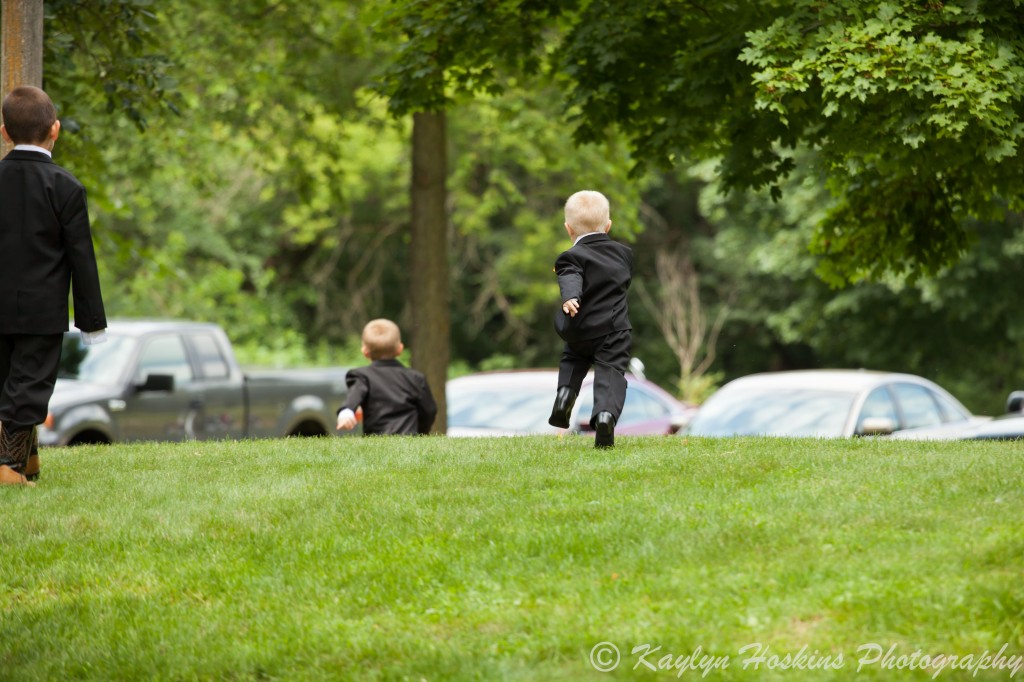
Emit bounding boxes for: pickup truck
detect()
[39,320,352,446]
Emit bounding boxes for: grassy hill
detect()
[1,435,1021,680]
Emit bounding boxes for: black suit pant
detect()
[557,329,631,425]
[0,333,63,436]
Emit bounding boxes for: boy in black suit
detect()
[548,190,633,448]
[336,319,437,435]
[0,86,107,486]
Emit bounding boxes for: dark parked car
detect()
[684,369,981,438]
[447,369,696,437]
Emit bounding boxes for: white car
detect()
[447,369,696,437]
[684,369,982,438]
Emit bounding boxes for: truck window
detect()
[59,333,135,386]
[136,335,194,386]
[190,333,230,379]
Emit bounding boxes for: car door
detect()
[119,333,197,442]
[855,386,900,435]
[618,384,677,434]
[183,331,246,440]
[574,382,675,434]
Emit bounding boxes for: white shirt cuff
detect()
[81,329,108,345]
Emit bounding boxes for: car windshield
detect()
[687,386,857,437]
[447,384,553,432]
[58,333,135,386]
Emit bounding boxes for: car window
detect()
[567,384,662,427]
[568,385,607,427]
[686,387,856,437]
[190,333,230,380]
[855,386,899,434]
[447,385,553,432]
[623,386,669,423]
[933,390,970,423]
[891,382,943,430]
[136,335,194,387]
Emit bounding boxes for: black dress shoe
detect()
[594,411,615,448]
[548,386,577,429]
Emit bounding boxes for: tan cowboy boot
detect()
[24,427,39,481]
[0,464,34,487]
[0,425,35,485]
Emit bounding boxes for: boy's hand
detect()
[336,408,358,431]
[562,298,580,317]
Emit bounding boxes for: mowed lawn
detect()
[1,435,1021,681]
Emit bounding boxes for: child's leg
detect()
[0,334,62,473]
[0,424,34,472]
[25,427,40,481]
[550,342,592,428]
[590,330,631,426]
[556,342,592,395]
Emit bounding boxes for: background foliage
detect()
[25,0,1024,414]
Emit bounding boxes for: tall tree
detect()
[42,0,1021,415]
[379,0,1024,285]
[409,110,450,432]
[374,0,561,430]
[1,0,44,157]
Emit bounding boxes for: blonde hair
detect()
[564,190,610,236]
[362,319,403,360]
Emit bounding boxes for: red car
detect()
[446,369,696,437]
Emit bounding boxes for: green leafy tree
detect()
[739,0,1024,284]
[380,0,1024,284]
[373,0,568,432]
[86,0,405,350]
[41,0,180,171]
[45,0,179,122]
[687,154,1024,414]
[444,88,646,368]
[37,0,1022,414]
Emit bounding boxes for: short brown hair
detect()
[2,86,57,145]
[362,319,402,360]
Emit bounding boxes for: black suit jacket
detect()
[554,233,633,343]
[0,150,107,334]
[341,359,437,435]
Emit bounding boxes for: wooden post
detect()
[1,0,45,154]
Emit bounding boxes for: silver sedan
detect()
[684,369,981,438]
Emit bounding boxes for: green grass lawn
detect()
[1,435,1022,681]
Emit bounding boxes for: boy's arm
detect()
[337,371,369,430]
[555,251,583,312]
[336,408,358,431]
[59,181,107,333]
[416,376,438,435]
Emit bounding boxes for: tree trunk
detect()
[409,110,449,433]
[1,0,44,155]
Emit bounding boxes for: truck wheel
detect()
[289,421,328,437]
[68,431,112,446]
